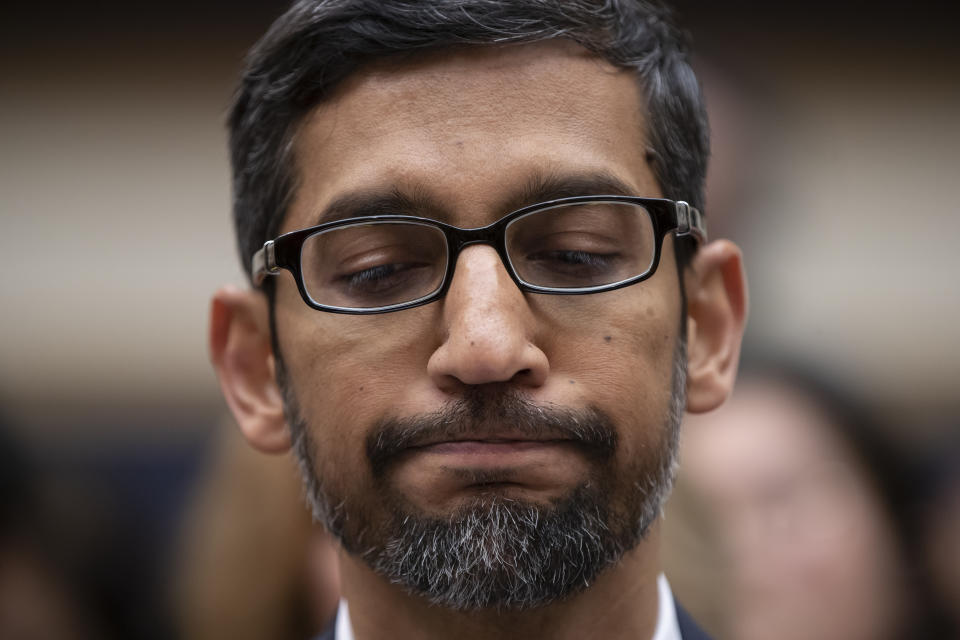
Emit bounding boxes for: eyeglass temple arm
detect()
[675,201,707,243]
[251,240,279,286]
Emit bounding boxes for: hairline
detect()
[268,39,664,245]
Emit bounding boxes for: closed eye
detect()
[338,262,431,294]
[528,249,617,268]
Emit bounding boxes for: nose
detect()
[427,245,549,392]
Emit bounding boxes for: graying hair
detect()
[284,339,686,609]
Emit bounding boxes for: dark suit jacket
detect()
[313,602,713,639]
[676,603,713,640]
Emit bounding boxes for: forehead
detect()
[285,40,658,232]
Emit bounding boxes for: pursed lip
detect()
[403,431,574,451]
[386,432,596,498]
[366,405,616,474]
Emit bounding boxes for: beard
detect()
[279,338,686,611]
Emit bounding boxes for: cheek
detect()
[277,305,438,456]
[537,280,681,448]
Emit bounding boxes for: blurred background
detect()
[1,1,957,638]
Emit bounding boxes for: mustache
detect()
[366,387,618,475]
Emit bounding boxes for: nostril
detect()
[512,368,535,383]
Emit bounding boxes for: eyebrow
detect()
[501,170,639,213]
[310,186,445,227]
[307,169,640,229]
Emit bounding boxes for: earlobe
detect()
[683,240,748,413]
[209,285,291,453]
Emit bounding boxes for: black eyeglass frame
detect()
[251,195,706,314]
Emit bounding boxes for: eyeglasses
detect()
[252,195,705,314]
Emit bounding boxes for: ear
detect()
[683,240,748,413]
[209,285,291,453]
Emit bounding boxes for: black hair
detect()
[228,0,709,283]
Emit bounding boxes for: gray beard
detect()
[281,340,686,611]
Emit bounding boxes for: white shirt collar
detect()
[653,573,683,640]
[335,573,682,640]
[335,598,355,640]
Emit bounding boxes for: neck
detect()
[338,523,663,640]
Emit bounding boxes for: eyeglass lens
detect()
[299,201,656,310]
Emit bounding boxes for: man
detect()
[210,1,747,638]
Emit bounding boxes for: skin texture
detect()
[210,40,747,640]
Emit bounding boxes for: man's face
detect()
[273,41,686,607]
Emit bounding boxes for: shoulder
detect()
[676,602,714,640]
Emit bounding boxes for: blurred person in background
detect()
[0,417,100,640]
[208,0,747,638]
[910,432,960,638]
[664,362,934,640]
[175,421,340,640]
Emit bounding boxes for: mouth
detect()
[395,434,584,480]
[367,403,619,504]
[366,400,617,480]
[381,434,597,503]
[407,432,573,450]
[414,437,571,456]
[395,426,583,460]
